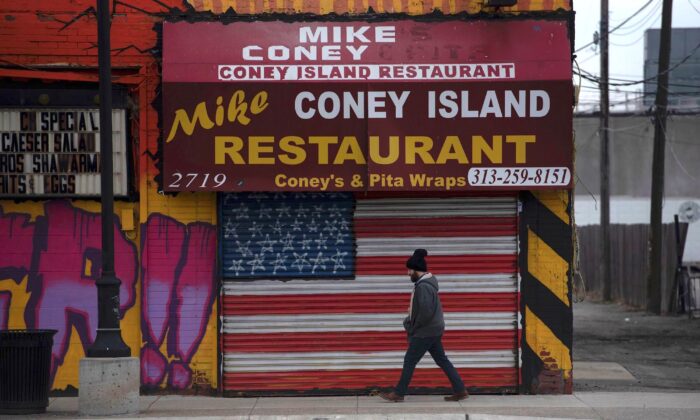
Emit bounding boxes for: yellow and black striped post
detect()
[519,190,573,394]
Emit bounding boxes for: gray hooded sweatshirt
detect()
[404,273,445,338]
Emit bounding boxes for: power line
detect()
[574,41,700,86]
[577,70,700,88]
[579,85,700,96]
[610,27,656,47]
[610,0,662,37]
[662,119,700,181]
[578,52,600,65]
[689,0,700,14]
[575,0,657,53]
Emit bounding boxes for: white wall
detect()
[574,114,700,263]
[575,196,700,263]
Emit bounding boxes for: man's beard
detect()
[410,272,421,283]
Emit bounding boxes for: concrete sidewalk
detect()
[36,392,700,420]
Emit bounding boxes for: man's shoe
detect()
[444,390,469,401]
[379,391,404,402]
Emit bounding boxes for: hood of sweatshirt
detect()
[416,273,439,291]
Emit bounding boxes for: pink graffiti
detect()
[0,201,138,385]
[0,208,35,329]
[141,214,216,389]
[27,201,138,382]
[0,202,216,391]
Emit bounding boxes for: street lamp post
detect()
[86,0,130,358]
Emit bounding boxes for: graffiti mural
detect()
[31,201,139,385]
[0,209,34,289]
[0,200,218,392]
[0,201,138,386]
[0,209,34,330]
[141,214,217,390]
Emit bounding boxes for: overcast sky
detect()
[573,0,700,112]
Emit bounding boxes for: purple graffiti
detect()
[0,201,138,385]
[141,214,216,390]
[27,201,138,382]
[0,202,216,391]
[0,291,10,330]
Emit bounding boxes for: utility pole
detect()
[86,0,130,357]
[600,0,612,302]
[648,0,674,314]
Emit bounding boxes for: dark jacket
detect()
[403,273,445,337]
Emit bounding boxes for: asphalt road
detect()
[574,300,700,391]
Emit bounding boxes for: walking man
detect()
[379,249,468,402]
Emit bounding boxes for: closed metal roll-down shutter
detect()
[222,194,519,395]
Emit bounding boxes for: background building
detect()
[644,27,700,111]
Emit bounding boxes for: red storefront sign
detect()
[162,20,573,192]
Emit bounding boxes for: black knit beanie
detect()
[406,249,428,272]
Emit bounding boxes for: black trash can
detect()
[0,329,57,415]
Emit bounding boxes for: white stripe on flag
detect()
[356,236,516,256]
[355,197,516,218]
[223,349,516,371]
[222,312,518,333]
[223,274,517,295]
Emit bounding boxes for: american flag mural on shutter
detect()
[220,193,354,279]
[222,194,519,394]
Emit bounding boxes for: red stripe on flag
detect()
[356,255,517,275]
[224,367,518,391]
[223,292,518,315]
[223,330,519,352]
[354,217,517,238]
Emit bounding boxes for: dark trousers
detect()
[395,335,465,396]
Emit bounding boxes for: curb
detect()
[468,415,592,420]
[101,415,589,420]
